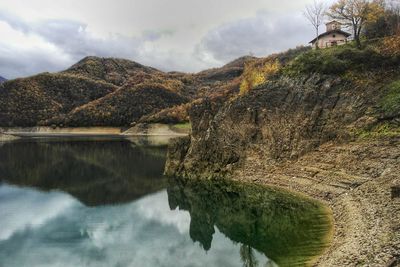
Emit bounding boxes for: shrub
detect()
[283,49,348,75]
[381,80,400,115]
[378,35,400,57]
[239,59,280,95]
[283,45,398,76]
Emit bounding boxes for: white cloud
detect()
[0,0,316,78]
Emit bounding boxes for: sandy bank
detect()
[122,123,190,136]
[0,127,124,137]
[0,123,190,138]
[0,133,19,142]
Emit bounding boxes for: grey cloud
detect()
[31,19,170,60]
[0,10,30,33]
[196,11,314,63]
[0,8,315,79]
[0,45,71,79]
[0,12,172,78]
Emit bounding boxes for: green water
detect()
[0,138,332,267]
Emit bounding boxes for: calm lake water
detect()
[0,138,332,267]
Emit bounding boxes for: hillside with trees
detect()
[0,56,250,127]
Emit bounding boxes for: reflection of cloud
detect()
[0,185,269,267]
[136,191,191,234]
[0,184,78,240]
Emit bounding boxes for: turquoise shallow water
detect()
[0,138,331,267]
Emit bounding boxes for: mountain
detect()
[0,56,249,127]
[0,76,6,84]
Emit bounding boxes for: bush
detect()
[381,80,400,115]
[239,58,280,95]
[378,35,400,57]
[283,45,398,76]
[283,49,348,75]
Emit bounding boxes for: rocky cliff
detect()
[166,72,397,178]
[165,42,400,266]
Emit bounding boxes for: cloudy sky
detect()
[0,0,319,79]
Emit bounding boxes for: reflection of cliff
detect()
[167,177,332,267]
[0,139,167,206]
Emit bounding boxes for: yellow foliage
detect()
[378,34,400,57]
[240,59,280,95]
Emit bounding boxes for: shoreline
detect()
[0,123,190,138]
[226,178,336,267]
[231,138,400,266]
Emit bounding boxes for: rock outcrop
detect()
[165,73,390,178]
[165,50,400,266]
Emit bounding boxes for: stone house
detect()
[309,21,351,49]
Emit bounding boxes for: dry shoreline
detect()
[232,138,400,267]
[0,123,190,138]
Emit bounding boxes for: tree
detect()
[304,0,326,49]
[327,0,385,48]
[386,0,400,34]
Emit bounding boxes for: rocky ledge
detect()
[165,73,400,266]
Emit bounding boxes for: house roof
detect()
[309,29,351,44]
[326,20,341,25]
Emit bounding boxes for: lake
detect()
[0,137,332,267]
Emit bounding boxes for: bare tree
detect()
[304,0,326,49]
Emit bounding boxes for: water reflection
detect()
[0,139,332,267]
[167,177,332,267]
[0,138,167,206]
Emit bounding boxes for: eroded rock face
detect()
[165,74,386,178]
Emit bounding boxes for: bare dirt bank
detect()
[122,123,190,136]
[0,127,124,137]
[232,138,400,267]
[0,123,190,138]
[0,133,19,142]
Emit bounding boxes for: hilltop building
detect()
[309,21,351,49]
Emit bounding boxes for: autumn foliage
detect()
[239,58,280,95]
[378,34,400,57]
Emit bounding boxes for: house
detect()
[309,21,351,49]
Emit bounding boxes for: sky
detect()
[0,0,319,79]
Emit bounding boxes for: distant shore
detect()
[0,123,190,138]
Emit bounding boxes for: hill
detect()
[0,56,248,127]
[0,76,6,84]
